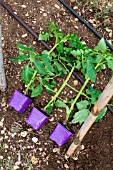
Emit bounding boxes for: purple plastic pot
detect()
[26,107,48,130]
[49,122,73,146]
[8,89,33,113]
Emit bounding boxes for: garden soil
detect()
[0,0,113,169]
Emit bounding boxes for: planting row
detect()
[8,89,73,146]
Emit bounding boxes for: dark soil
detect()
[0,0,113,169]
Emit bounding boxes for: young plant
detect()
[39,23,113,125]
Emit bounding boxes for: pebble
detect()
[64,163,69,169]
[21,5,26,8]
[21,131,28,137]
[0,155,3,160]
[31,156,38,164]
[1,130,5,134]
[32,137,38,143]
[14,165,20,170]
[25,12,29,16]
[54,4,60,9]
[73,6,78,10]
[21,33,27,38]
[43,13,47,17]
[53,148,60,153]
[73,80,78,86]
[3,143,8,148]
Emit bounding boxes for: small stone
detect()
[1,130,5,134]
[31,156,38,164]
[25,12,29,16]
[54,4,60,9]
[21,131,28,137]
[21,5,26,8]
[64,163,69,169]
[53,148,60,153]
[0,155,3,159]
[39,148,43,151]
[32,137,38,143]
[14,165,20,170]
[73,80,78,86]
[81,145,85,150]
[3,143,8,149]
[43,13,47,17]
[22,33,27,38]
[73,6,78,10]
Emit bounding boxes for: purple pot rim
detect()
[31,106,49,118]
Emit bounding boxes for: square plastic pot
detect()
[8,89,33,113]
[49,122,73,146]
[26,107,49,130]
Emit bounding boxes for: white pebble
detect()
[14,165,20,170]
[54,4,60,9]
[21,131,28,137]
[21,5,26,8]
[1,130,4,134]
[22,33,27,38]
[32,137,38,143]
[0,155,3,159]
[64,163,69,169]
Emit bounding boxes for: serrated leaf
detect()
[72,109,90,124]
[16,42,35,52]
[106,56,113,71]
[76,100,90,110]
[34,60,48,75]
[71,50,82,57]
[95,107,107,122]
[41,54,54,72]
[38,32,50,41]
[31,84,43,97]
[10,54,28,62]
[96,38,106,53]
[55,100,67,108]
[84,56,96,83]
[86,86,101,104]
[54,60,67,74]
[21,65,34,84]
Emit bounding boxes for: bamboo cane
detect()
[65,75,113,159]
[0,5,6,92]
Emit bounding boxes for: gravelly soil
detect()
[0,0,113,169]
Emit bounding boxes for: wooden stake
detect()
[65,76,113,159]
[0,5,6,92]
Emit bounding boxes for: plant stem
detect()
[24,70,37,95]
[66,83,91,100]
[44,66,75,110]
[65,78,90,124]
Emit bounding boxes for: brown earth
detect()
[0,0,113,169]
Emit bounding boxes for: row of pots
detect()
[8,89,73,146]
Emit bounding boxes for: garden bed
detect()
[0,0,113,169]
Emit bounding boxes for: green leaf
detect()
[46,104,53,115]
[54,60,67,74]
[106,56,113,71]
[31,84,43,97]
[55,100,67,108]
[34,60,48,75]
[38,32,50,41]
[71,49,82,57]
[21,65,34,84]
[96,38,106,53]
[10,54,28,62]
[95,107,107,122]
[41,54,54,72]
[55,100,69,114]
[86,86,101,104]
[84,56,96,83]
[16,42,35,52]
[72,109,90,124]
[76,100,90,110]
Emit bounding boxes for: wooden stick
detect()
[65,76,113,159]
[0,5,6,92]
